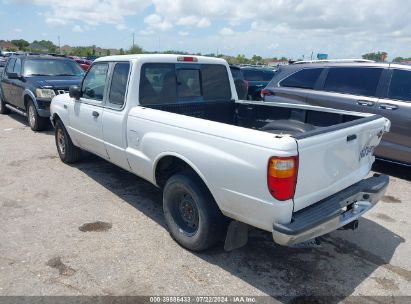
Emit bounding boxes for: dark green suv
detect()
[0,54,84,131]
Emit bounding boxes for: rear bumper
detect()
[272,174,389,246]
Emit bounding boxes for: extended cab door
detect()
[68,62,109,159]
[102,62,131,170]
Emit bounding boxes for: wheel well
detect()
[24,95,32,109]
[155,156,198,189]
[51,113,61,125]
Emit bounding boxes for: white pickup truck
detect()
[50,54,390,251]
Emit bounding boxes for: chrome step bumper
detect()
[272,174,389,246]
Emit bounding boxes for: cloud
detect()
[73,25,84,32]
[178,31,189,36]
[197,17,210,28]
[144,13,173,31]
[5,0,411,58]
[176,16,210,28]
[116,24,127,31]
[219,27,234,36]
[15,0,150,29]
[268,43,279,50]
[13,28,22,33]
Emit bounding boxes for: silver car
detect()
[262,61,411,165]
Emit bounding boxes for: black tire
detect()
[0,92,10,114]
[261,119,316,136]
[27,100,48,131]
[55,119,82,163]
[163,172,227,251]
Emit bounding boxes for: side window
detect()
[6,58,16,73]
[323,67,383,97]
[280,68,322,89]
[108,62,130,107]
[387,69,411,102]
[13,59,21,74]
[81,63,109,102]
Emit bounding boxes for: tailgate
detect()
[293,115,390,212]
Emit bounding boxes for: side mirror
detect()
[7,72,20,79]
[69,85,81,100]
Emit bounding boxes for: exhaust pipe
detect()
[341,220,359,231]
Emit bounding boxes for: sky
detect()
[0,0,410,60]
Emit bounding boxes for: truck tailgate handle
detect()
[92,111,100,117]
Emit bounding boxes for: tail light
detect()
[177,56,198,62]
[267,156,298,201]
[261,88,274,100]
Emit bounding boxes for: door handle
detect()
[379,103,398,110]
[92,111,99,117]
[357,100,374,106]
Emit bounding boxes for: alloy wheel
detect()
[28,105,36,128]
[57,128,66,156]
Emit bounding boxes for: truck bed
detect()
[143,99,373,137]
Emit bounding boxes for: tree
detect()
[128,45,143,54]
[234,54,250,64]
[251,55,263,64]
[362,51,388,62]
[29,40,57,53]
[106,49,111,56]
[392,57,403,63]
[11,39,29,51]
[119,48,125,55]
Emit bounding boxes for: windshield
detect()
[23,59,85,77]
[242,69,275,81]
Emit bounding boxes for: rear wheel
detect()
[0,93,10,114]
[55,119,82,163]
[163,172,227,251]
[27,100,48,131]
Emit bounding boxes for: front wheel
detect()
[27,100,48,131]
[55,119,82,163]
[163,172,227,251]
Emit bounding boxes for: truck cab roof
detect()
[94,54,228,65]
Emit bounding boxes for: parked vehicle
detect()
[0,51,16,57]
[0,56,7,75]
[51,54,389,251]
[240,66,275,100]
[67,56,91,71]
[230,65,248,100]
[261,61,411,165]
[0,54,84,131]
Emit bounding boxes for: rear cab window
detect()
[280,68,323,89]
[323,67,383,97]
[139,63,231,105]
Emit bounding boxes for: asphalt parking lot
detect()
[0,113,410,302]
